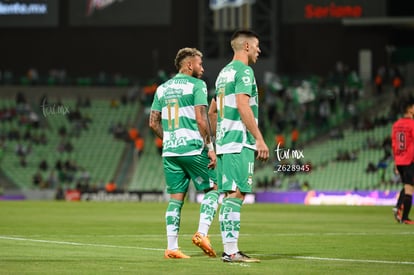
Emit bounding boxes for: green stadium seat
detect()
[0,98,141,191]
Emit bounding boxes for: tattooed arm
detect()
[195,105,212,145]
[149,110,163,139]
[208,97,217,141]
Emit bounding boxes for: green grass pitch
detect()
[0,201,413,274]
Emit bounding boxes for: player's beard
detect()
[192,71,202,79]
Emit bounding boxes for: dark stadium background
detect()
[0,0,413,81]
[1,0,414,204]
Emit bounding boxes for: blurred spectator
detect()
[110,98,119,108]
[29,111,40,128]
[382,136,392,160]
[336,149,357,162]
[155,136,163,155]
[112,122,128,140]
[291,128,299,149]
[275,134,285,148]
[39,159,48,171]
[364,136,379,150]
[51,69,67,84]
[57,139,73,153]
[8,128,20,140]
[365,162,377,173]
[329,128,344,139]
[105,179,117,193]
[65,140,74,153]
[120,94,128,105]
[346,103,358,130]
[67,108,82,123]
[76,179,90,194]
[76,96,92,108]
[392,75,402,96]
[0,106,15,122]
[32,171,43,186]
[128,126,139,141]
[19,155,27,167]
[301,181,311,191]
[377,157,389,183]
[78,167,91,185]
[374,73,383,94]
[46,170,58,189]
[318,99,331,128]
[55,186,65,200]
[143,83,158,106]
[58,125,67,137]
[134,133,145,158]
[15,92,26,105]
[288,178,301,191]
[38,132,48,145]
[96,71,109,86]
[27,67,39,84]
[127,86,139,102]
[15,143,30,157]
[55,159,63,171]
[95,179,105,191]
[23,129,32,141]
[64,159,78,172]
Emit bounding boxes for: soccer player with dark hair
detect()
[211,30,269,263]
[391,98,414,224]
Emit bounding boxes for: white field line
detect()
[19,232,411,238]
[300,256,414,265]
[0,235,413,265]
[0,235,163,251]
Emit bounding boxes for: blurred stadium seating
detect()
[0,93,140,191]
[127,131,165,192]
[0,80,404,195]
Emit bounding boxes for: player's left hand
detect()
[256,139,269,161]
[207,150,216,169]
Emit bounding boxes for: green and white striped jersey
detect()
[215,60,258,154]
[151,73,208,157]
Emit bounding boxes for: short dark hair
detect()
[230,30,259,41]
[400,96,414,113]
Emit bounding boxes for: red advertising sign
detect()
[305,3,363,19]
[65,190,81,201]
[282,0,386,24]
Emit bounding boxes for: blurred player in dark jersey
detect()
[391,98,414,224]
